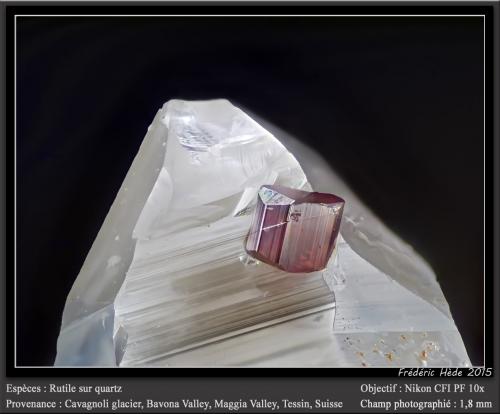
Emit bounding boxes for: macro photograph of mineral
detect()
[15,14,484,368]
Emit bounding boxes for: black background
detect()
[16,15,484,366]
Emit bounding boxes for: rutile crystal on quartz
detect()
[55,99,471,368]
[246,185,344,273]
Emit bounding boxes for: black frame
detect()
[4,2,496,378]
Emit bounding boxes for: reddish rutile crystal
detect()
[245,185,345,273]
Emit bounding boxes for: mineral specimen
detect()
[55,99,470,367]
[245,185,344,273]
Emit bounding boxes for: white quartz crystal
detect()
[55,99,470,367]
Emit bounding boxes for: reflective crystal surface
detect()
[55,99,470,367]
[246,185,344,273]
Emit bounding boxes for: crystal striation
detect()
[246,185,344,273]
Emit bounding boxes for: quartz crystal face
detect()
[246,185,345,273]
